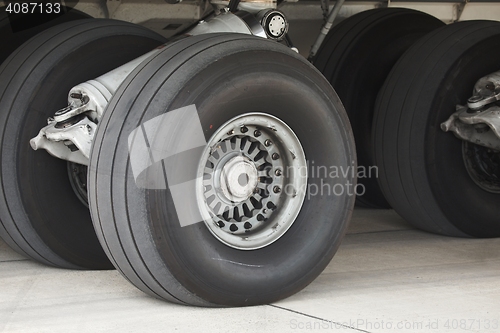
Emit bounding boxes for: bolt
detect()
[241,126,248,133]
[272,153,280,160]
[275,169,282,176]
[273,186,281,193]
[263,209,267,214]
[486,82,495,91]
[254,130,261,137]
[264,139,272,147]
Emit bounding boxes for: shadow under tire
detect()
[314,8,444,209]
[0,19,167,269]
[89,33,356,306]
[373,21,500,237]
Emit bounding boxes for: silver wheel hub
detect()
[196,113,307,250]
[220,156,259,202]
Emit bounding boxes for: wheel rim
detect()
[463,142,500,193]
[67,162,89,207]
[196,113,307,250]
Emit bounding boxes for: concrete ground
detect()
[1,208,499,333]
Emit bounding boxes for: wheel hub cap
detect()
[220,156,258,202]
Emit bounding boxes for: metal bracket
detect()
[29,47,162,165]
[453,0,469,23]
[30,116,97,166]
[467,70,500,110]
[441,105,500,151]
[442,70,500,151]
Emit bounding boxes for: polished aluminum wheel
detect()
[196,113,307,250]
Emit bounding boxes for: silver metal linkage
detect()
[441,70,500,151]
[308,0,345,61]
[30,47,161,165]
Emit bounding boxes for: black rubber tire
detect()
[89,34,356,306]
[0,5,91,66]
[314,8,444,209]
[0,19,167,269]
[373,21,500,237]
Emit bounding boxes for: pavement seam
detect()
[0,259,29,263]
[269,304,373,333]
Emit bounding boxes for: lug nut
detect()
[273,186,281,193]
[241,126,248,133]
[254,130,261,137]
[275,169,282,176]
[264,139,273,147]
[217,221,225,228]
[272,153,280,160]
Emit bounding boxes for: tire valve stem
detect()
[227,129,235,135]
